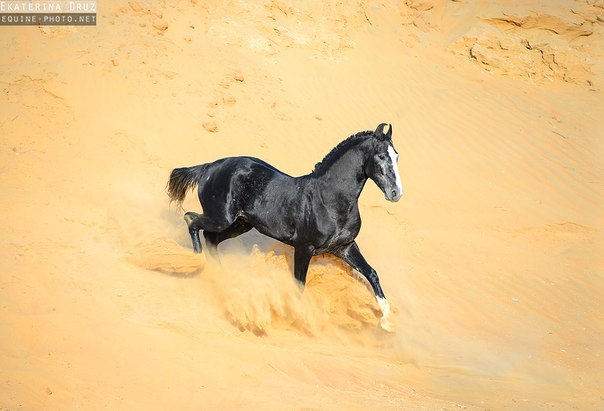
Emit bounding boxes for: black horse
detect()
[167,123,403,330]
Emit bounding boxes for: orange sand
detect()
[1,1,603,409]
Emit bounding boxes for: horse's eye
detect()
[378,154,385,160]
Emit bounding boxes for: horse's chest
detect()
[335,214,361,242]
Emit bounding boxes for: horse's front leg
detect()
[293,244,314,287]
[335,241,394,332]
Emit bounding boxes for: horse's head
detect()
[365,123,403,202]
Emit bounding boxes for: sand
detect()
[1,0,603,409]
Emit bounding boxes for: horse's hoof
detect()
[380,317,395,333]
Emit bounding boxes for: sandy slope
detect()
[1,1,603,409]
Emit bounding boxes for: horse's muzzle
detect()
[386,189,402,202]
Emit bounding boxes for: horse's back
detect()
[199,156,292,219]
[205,156,289,187]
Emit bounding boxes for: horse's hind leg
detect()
[184,211,231,253]
[203,217,253,256]
[184,212,204,253]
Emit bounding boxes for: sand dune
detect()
[1,1,603,410]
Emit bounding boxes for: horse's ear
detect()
[374,123,392,140]
[385,123,392,139]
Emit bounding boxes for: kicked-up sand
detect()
[1,1,603,409]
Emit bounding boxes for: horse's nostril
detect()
[391,190,397,198]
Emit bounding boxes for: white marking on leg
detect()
[377,297,394,332]
[387,145,403,195]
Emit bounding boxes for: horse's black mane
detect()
[312,130,374,174]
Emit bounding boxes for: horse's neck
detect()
[314,149,367,201]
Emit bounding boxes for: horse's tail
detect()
[167,164,208,207]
